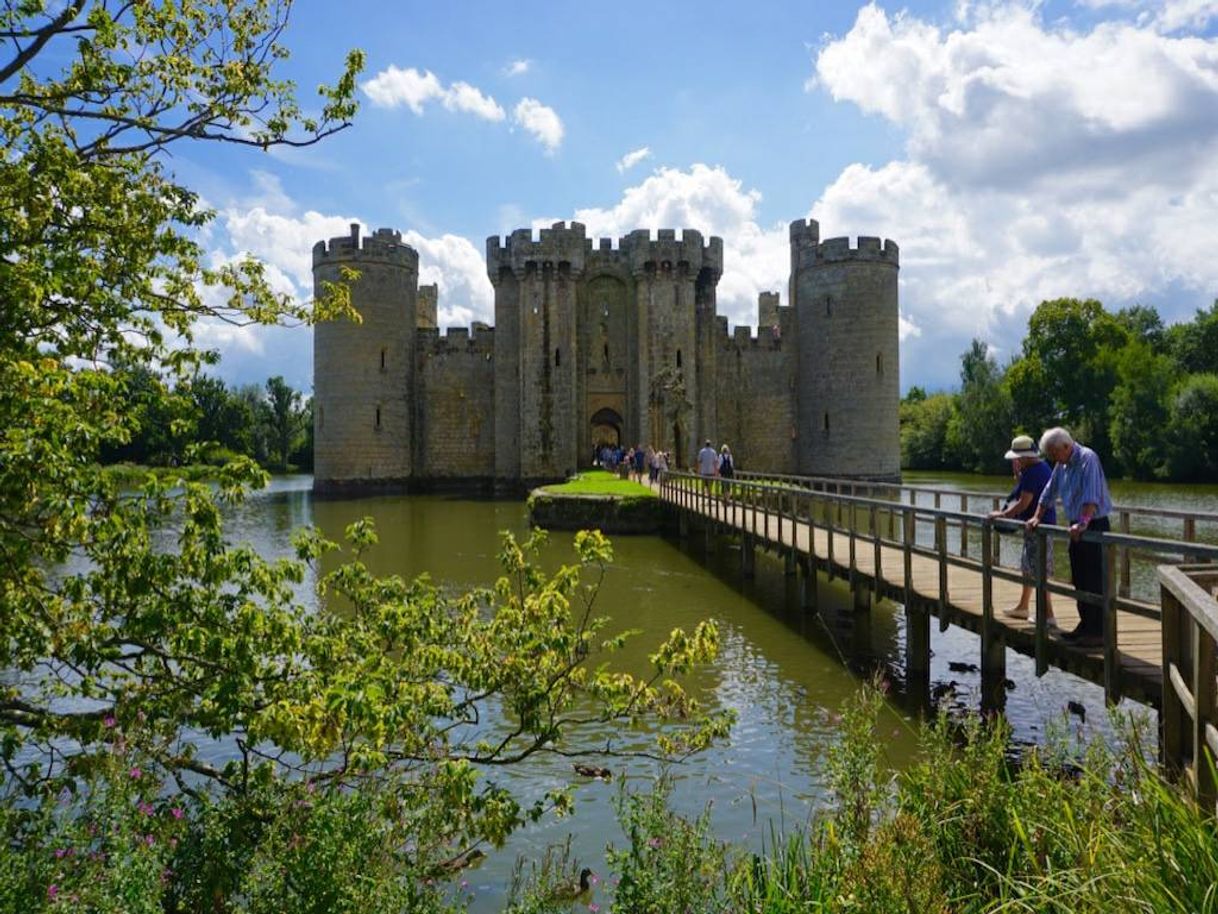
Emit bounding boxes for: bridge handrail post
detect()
[1193,618,1217,809]
[1034,527,1049,676]
[848,494,858,587]
[981,522,993,620]
[1103,539,1121,704]
[991,498,1002,565]
[902,508,914,607]
[778,489,784,546]
[936,516,948,616]
[827,492,836,576]
[1158,564,1218,810]
[1119,511,1131,597]
[872,504,881,600]
[1160,584,1184,778]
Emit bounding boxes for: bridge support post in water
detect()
[799,555,817,612]
[852,581,871,613]
[980,523,1008,712]
[741,536,756,579]
[785,549,797,576]
[906,598,932,710]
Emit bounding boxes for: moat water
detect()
[208,473,1218,910]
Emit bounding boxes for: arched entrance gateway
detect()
[589,407,623,464]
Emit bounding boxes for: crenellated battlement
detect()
[813,235,899,265]
[715,319,787,351]
[487,223,724,281]
[313,224,419,268]
[486,221,589,280]
[417,323,496,356]
[622,228,723,278]
[789,218,820,249]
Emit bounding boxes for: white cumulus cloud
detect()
[808,1,1218,388]
[616,146,652,173]
[361,66,504,121]
[556,164,792,331]
[198,174,494,390]
[513,98,565,152]
[503,58,531,76]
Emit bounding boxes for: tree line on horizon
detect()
[100,357,314,472]
[901,297,1218,482]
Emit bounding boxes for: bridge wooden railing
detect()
[660,471,1218,707]
[730,469,1218,603]
[1159,564,1218,811]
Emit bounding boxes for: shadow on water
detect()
[200,478,1153,911]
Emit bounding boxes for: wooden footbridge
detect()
[659,470,1218,806]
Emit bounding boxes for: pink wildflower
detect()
[47,884,58,901]
[144,834,155,846]
[53,847,70,859]
[588,904,600,913]
[103,715,116,728]
[138,802,154,816]
[129,766,141,780]
[170,807,183,820]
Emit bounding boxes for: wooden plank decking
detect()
[663,484,1165,704]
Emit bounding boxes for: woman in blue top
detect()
[988,435,1057,627]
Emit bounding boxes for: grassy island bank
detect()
[528,470,663,533]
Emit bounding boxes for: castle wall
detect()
[793,223,900,480]
[315,216,898,492]
[416,328,495,478]
[714,311,799,475]
[312,225,416,490]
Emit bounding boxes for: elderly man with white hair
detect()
[1026,427,1113,648]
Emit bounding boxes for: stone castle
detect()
[312,218,900,493]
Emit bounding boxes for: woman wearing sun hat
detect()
[988,434,1056,627]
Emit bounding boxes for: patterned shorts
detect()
[1020,530,1054,578]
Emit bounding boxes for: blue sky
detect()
[184,0,1218,394]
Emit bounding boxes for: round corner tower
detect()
[312,224,418,491]
[792,219,900,481]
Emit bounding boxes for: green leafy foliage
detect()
[901,299,1218,481]
[0,4,731,908]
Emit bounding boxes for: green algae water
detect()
[218,474,1199,910]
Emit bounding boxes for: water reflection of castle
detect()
[312,218,900,493]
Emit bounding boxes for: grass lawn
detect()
[538,470,657,498]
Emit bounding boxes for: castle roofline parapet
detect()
[789,218,820,248]
[487,221,589,279]
[487,224,723,281]
[313,224,418,268]
[716,319,787,351]
[814,235,899,265]
[416,323,496,355]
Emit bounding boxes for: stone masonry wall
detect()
[416,328,495,478]
[714,311,799,475]
[794,227,900,480]
[312,225,416,490]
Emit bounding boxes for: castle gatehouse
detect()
[312,219,900,493]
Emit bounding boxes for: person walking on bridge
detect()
[697,440,719,491]
[1027,427,1113,648]
[989,435,1056,628]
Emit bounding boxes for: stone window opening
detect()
[823,411,830,432]
[375,406,382,430]
[603,343,609,361]
[555,347,561,367]
[676,349,682,368]
[876,352,883,376]
[825,296,832,317]
[380,348,386,371]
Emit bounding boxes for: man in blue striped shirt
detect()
[1027,427,1113,647]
